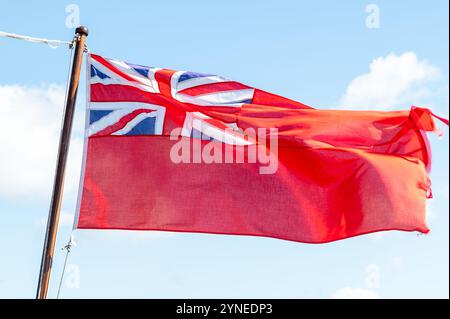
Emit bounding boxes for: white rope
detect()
[57,234,77,298]
[0,30,73,48]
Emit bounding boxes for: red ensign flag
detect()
[74,54,446,243]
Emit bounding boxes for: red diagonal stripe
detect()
[90,54,140,84]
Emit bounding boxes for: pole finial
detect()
[75,26,89,36]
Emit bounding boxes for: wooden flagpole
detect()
[36,26,88,299]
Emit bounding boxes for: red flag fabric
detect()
[75,54,445,243]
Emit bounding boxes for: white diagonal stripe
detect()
[195,89,254,104]
[88,103,166,136]
[88,109,136,136]
[176,75,228,92]
[90,58,157,93]
[111,112,155,135]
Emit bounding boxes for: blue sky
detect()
[0,0,448,298]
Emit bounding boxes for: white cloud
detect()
[365,263,381,289]
[0,84,84,199]
[340,52,440,109]
[330,287,380,299]
[366,232,385,241]
[391,256,405,270]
